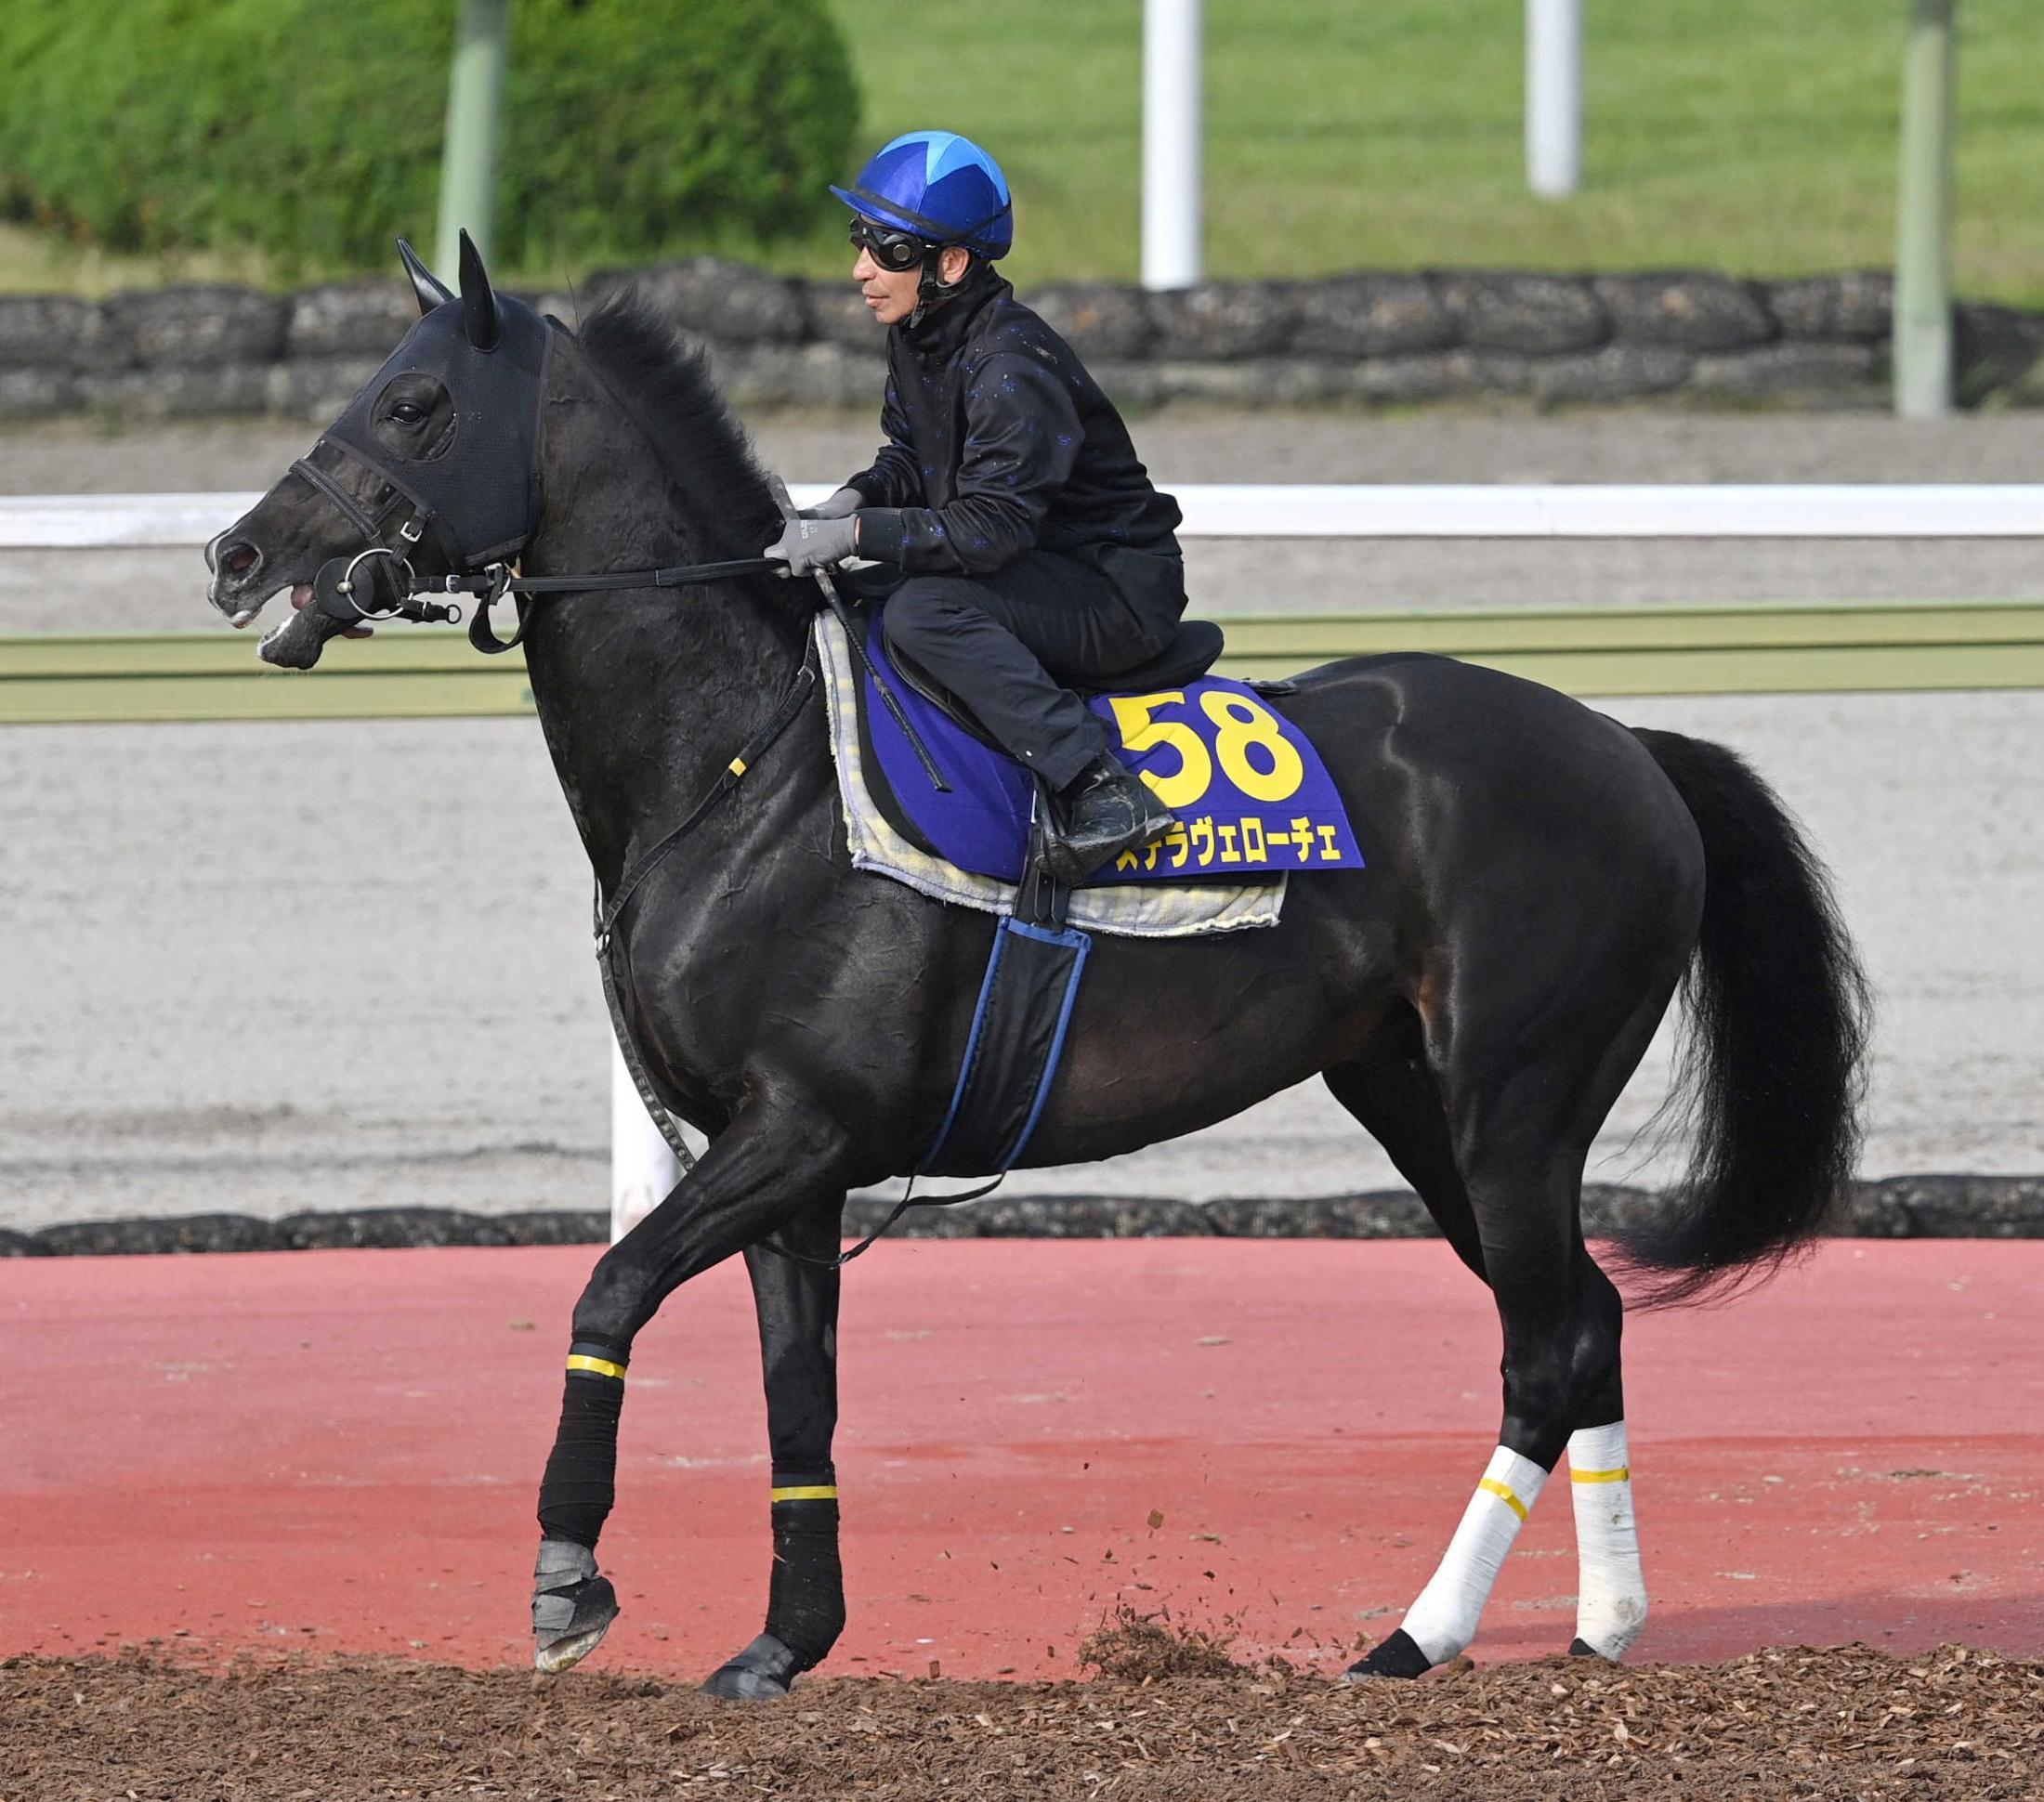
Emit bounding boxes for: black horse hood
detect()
[325,290,553,569]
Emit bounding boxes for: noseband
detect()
[284,449,462,629]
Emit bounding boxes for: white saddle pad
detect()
[814,612,1283,939]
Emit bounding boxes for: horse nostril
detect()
[221,541,261,578]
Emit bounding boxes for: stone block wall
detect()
[2,260,2040,421]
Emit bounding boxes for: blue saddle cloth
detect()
[858,624,1364,886]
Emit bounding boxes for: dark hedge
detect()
[0,0,858,277]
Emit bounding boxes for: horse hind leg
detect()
[1324,1041,1554,1679]
[1324,1025,1487,1283]
[1565,1397,1646,1661]
[1343,1144,1631,1678]
[1331,1002,1658,1676]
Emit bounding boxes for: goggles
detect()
[849,218,934,273]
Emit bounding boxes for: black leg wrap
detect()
[765,1494,845,1668]
[536,1339,629,1547]
[1343,1628,1433,1681]
[700,1475,842,1703]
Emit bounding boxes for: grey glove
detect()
[800,485,864,521]
[764,511,858,579]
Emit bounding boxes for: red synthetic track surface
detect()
[3,1240,2039,1680]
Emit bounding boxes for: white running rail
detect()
[7,484,2044,550]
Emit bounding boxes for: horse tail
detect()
[1616,729,1873,1308]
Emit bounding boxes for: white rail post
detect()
[609,1040,678,1244]
[1142,0,1203,290]
[1526,0,1582,198]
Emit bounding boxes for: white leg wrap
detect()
[1397,1446,1547,1665]
[1568,1420,1647,1658]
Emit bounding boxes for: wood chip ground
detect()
[6,1640,2037,1800]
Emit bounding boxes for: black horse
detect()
[206,240,1868,1695]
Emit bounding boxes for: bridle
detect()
[287,318,946,786]
[286,420,781,655]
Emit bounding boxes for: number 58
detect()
[1107,690,1305,807]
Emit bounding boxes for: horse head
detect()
[205,231,549,670]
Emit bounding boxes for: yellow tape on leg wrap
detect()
[1477,1476,1529,1520]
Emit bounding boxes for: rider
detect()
[765,129,1184,883]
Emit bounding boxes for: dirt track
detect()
[7,1642,2037,1800]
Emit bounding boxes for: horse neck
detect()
[514,341,807,893]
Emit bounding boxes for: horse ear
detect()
[396,238,453,315]
[457,228,501,351]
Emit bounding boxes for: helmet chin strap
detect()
[909,246,968,329]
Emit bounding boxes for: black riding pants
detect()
[880,552,1165,791]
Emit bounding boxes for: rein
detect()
[285,470,784,655]
[594,659,819,959]
[594,653,817,1200]
[453,555,785,656]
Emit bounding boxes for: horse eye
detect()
[389,400,426,426]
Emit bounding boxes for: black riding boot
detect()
[1042,754,1177,884]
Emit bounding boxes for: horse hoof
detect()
[1341,1628,1433,1681]
[531,1539,620,1674]
[701,1632,804,1702]
[1568,1636,1613,1660]
[532,1574,619,1673]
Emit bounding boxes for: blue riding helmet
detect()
[830,130,1014,260]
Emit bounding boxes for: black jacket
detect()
[845,267,1186,632]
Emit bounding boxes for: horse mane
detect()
[571,290,782,564]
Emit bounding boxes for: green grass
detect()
[2,0,2038,303]
[796,0,2044,305]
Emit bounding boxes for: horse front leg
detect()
[700,1195,847,1700]
[531,1102,853,1673]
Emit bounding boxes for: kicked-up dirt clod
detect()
[5,1641,2039,1800]
[1077,1604,1245,1680]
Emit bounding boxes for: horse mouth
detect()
[221,581,313,630]
[243,581,373,671]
